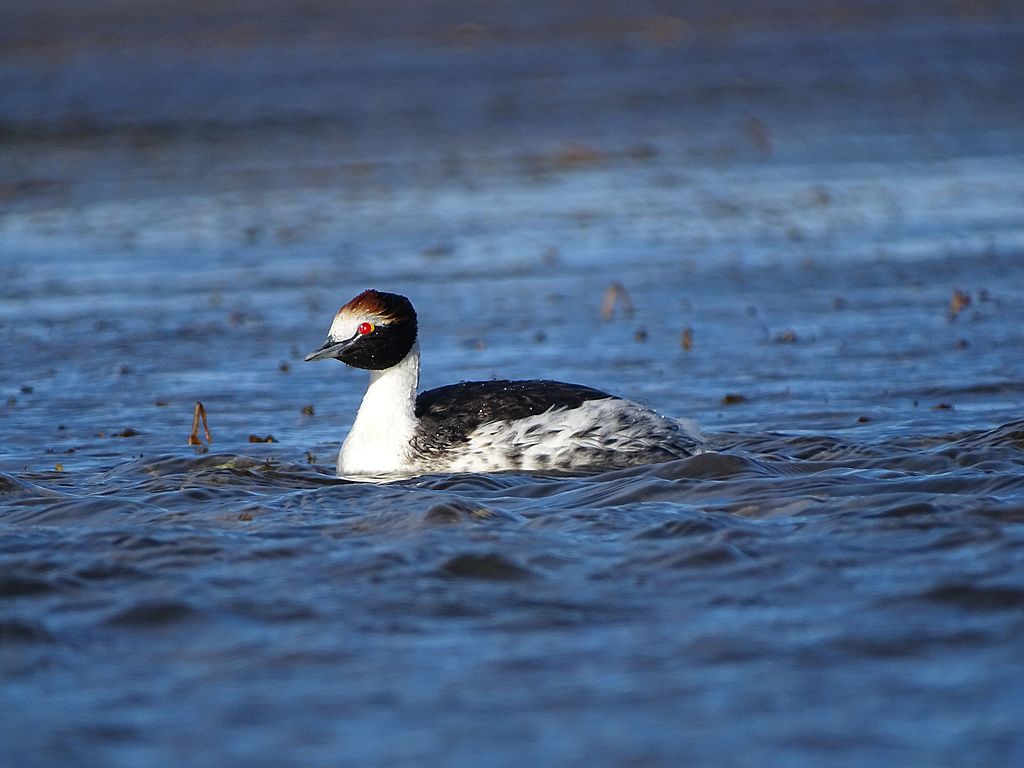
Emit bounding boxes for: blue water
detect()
[2,2,1024,766]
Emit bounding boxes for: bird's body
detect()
[306,290,702,479]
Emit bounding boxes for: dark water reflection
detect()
[3,1,1024,766]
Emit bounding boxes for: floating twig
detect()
[950,288,971,320]
[600,282,635,320]
[189,401,212,447]
[681,326,693,351]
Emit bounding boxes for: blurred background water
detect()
[2,1,1024,766]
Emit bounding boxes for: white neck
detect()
[338,343,420,476]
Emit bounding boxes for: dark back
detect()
[413,379,615,454]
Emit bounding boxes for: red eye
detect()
[357,322,374,335]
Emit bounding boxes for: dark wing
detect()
[413,379,616,454]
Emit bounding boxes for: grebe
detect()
[305,289,702,478]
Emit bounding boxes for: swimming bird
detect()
[305,289,702,478]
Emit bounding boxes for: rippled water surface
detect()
[3,2,1024,765]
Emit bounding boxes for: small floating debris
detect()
[248,434,277,443]
[681,326,693,351]
[721,393,748,405]
[112,428,140,438]
[301,404,315,416]
[633,327,648,342]
[950,288,971,319]
[601,281,635,320]
[188,401,212,451]
[279,361,291,373]
[933,403,955,411]
[773,329,798,343]
[54,463,64,473]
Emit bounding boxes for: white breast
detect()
[337,344,420,476]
